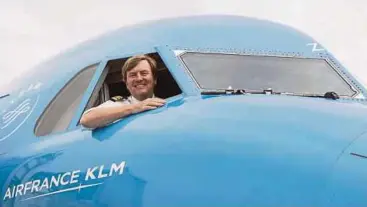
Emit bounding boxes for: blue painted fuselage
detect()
[1,15,367,207]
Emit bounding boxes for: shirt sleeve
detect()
[80,100,130,130]
[82,100,126,116]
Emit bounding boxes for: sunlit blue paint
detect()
[1,15,367,207]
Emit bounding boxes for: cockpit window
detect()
[180,52,357,97]
[35,63,98,137]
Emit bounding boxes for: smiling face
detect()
[122,56,157,101]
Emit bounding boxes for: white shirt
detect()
[83,95,155,115]
[81,95,156,129]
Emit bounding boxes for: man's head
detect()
[121,55,157,101]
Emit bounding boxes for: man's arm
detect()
[80,98,166,129]
[80,103,136,129]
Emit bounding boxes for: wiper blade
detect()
[201,89,246,95]
[280,91,340,100]
[201,88,340,100]
[201,88,278,95]
[0,94,9,99]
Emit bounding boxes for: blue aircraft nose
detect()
[93,94,367,207]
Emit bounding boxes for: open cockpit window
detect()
[34,52,182,136]
[179,52,357,97]
[82,52,182,116]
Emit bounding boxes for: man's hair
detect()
[121,55,157,82]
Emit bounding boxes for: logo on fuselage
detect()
[0,82,42,142]
[2,161,126,201]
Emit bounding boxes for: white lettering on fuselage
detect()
[307,42,325,52]
[3,161,126,201]
[17,82,43,99]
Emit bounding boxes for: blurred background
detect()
[0,0,366,91]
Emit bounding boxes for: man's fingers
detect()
[149,98,166,104]
[146,102,164,107]
[138,98,166,112]
[146,99,165,106]
[143,105,157,110]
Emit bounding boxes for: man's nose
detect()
[136,73,143,80]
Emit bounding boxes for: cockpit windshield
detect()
[180,52,357,97]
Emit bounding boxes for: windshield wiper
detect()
[274,90,340,100]
[201,88,340,100]
[286,91,340,100]
[0,94,9,99]
[201,89,244,95]
[201,88,280,95]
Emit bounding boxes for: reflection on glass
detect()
[180,52,356,97]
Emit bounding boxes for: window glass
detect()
[180,52,356,97]
[35,64,98,136]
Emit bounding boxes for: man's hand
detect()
[132,98,166,114]
[80,98,166,129]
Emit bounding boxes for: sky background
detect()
[0,0,366,91]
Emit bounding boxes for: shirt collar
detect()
[128,94,155,104]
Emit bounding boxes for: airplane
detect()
[1,14,367,207]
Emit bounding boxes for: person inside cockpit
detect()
[80,55,166,129]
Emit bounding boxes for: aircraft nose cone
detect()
[90,95,367,207]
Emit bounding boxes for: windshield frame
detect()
[176,50,360,98]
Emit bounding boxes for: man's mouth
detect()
[134,83,146,89]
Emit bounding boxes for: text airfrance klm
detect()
[3,161,126,201]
